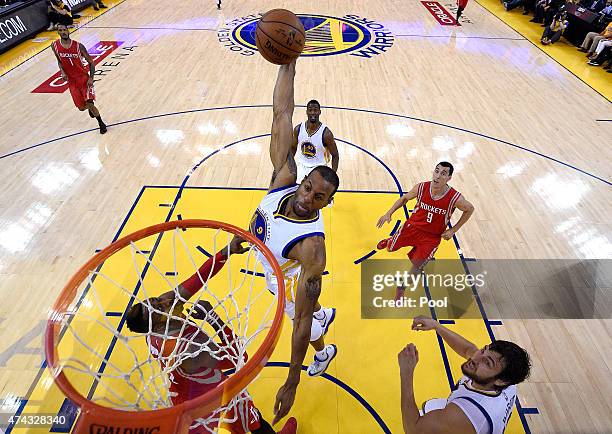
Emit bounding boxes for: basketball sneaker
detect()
[315,307,335,335]
[307,344,337,377]
[277,417,297,434]
[377,238,389,250]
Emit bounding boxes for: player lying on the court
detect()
[248,58,339,425]
[376,162,474,298]
[51,25,107,134]
[125,239,297,434]
[398,316,531,434]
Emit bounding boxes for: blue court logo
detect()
[218,14,394,59]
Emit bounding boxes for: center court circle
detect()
[232,14,372,57]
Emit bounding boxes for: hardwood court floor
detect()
[0,0,611,433]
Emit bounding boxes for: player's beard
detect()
[461,360,496,386]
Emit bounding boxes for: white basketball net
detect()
[52,226,277,433]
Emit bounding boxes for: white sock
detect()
[315,348,328,360]
[313,307,325,320]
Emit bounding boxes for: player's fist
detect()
[412,316,438,331]
[398,343,419,374]
[376,213,391,228]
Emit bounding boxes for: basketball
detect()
[255,9,305,65]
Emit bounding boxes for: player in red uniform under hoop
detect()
[51,25,107,134]
[375,162,475,298]
[126,238,297,434]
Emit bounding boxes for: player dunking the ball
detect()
[376,162,474,298]
[246,59,338,425]
[51,25,107,134]
[125,239,297,434]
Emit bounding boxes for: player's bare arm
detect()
[440,196,474,240]
[273,236,325,424]
[323,128,339,172]
[291,124,300,158]
[79,43,96,86]
[376,184,419,228]
[269,60,298,190]
[412,316,478,359]
[51,45,67,80]
[398,344,476,434]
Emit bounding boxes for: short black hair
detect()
[307,99,320,109]
[490,340,531,387]
[309,165,339,195]
[437,161,454,176]
[125,303,149,333]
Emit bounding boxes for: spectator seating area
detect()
[502,0,612,71]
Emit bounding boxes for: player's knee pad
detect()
[309,317,323,342]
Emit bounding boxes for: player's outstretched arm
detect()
[398,344,475,434]
[376,184,419,228]
[441,196,474,240]
[412,316,478,359]
[273,236,325,424]
[269,60,298,190]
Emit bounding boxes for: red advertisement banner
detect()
[420,2,458,26]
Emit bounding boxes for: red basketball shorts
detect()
[67,74,95,109]
[386,222,441,268]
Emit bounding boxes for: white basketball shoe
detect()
[307,344,337,377]
[316,307,336,336]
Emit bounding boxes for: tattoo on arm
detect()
[305,276,321,301]
[287,152,297,177]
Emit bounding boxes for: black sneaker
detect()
[99,123,107,134]
[99,2,108,8]
[93,4,99,10]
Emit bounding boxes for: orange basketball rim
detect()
[45,219,286,434]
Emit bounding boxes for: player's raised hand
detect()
[273,382,297,425]
[229,235,249,255]
[412,315,438,331]
[398,343,419,374]
[189,300,213,319]
[376,212,392,228]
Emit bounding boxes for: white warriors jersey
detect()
[295,121,329,168]
[249,184,325,277]
[446,376,516,434]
